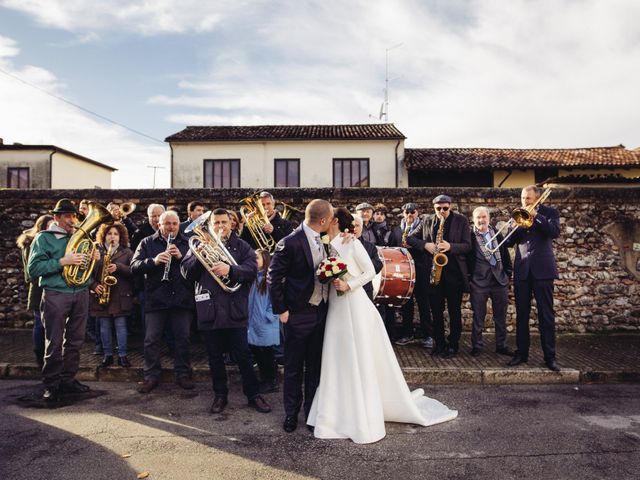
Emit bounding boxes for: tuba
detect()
[120,202,136,219]
[188,223,242,293]
[63,201,114,287]
[278,201,304,222]
[97,242,118,305]
[240,194,276,252]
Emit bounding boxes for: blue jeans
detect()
[99,316,128,357]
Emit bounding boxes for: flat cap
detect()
[402,202,418,211]
[355,202,374,211]
[432,195,452,204]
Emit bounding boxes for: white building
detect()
[165,124,408,189]
[0,140,116,189]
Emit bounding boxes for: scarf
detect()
[473,226,502,266]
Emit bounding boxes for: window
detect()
[203,159,240,188]
[7,167,29,189]
[333,158,369,187]
[274,159,300,187]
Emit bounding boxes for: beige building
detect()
[0,141,116,189]
[166,124,408,188]
[404,146,640,187]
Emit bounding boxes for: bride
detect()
[306,207,458,444]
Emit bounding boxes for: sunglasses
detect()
[404,210,416,214]
[435,206,450,212]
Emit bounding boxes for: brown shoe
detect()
[209,396,228,414]
[176,375,194,390]
[249,395,271,413]
[138,378,159,394]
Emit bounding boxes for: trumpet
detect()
[188,223,241,293]
[240,194,276,252]
[484,188,552,253]
[63,201,113,287]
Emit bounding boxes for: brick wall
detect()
[2,187,639,332]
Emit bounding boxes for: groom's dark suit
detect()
[268,225,328,420]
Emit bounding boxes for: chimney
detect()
[0,138,3,145]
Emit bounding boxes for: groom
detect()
[268,199,334,433]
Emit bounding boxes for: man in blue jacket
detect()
[182,208,271,415]
[27,198,99,402]
[131,210,195,393]
[506,185,561,371]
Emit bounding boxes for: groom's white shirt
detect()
[302,221,328,304]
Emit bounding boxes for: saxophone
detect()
[429,217,449,286]
[98,242,118,305]
[401,223,411,247]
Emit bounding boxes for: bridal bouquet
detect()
[316,256,349,296]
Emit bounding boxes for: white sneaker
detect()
[421,337,434,349]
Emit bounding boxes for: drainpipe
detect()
[169,143,174,189]
[394,140,400,188]
[49,149,55,188]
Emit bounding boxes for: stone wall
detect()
[2,187,639,332]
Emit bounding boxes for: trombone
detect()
[484,188,552,253]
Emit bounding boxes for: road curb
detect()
[2,362,637,384]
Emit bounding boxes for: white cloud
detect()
[0,0,247,35]
[0,35,168,188]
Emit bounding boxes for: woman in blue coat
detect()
[248,249,280,393]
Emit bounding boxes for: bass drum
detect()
[372,247,415,307]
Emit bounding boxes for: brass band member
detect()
[506,185,561,371]
[407,195,471,358]
[396,203,434,349]
[106,201,137,240]
[241,191,293,250]
[131,210,195,393]
[468,207,514,358]
[355,202,377,244]
[131,203,165,252]
[16,214,54,366]
[90,223,134,368]
[181,208,271,414]
[180,200,206,236]
[27,199,99,402]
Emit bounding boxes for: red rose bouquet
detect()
[316,256,349,296]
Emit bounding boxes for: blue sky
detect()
[0,0,638,188]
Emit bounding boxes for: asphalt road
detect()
[1,380,639,480]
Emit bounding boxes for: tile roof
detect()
[404,145,640,171]
[165,124,406,142]
[0,144,117,171]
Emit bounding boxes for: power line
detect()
[0,66,165,145]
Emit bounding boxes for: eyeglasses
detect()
[435,206,449,212]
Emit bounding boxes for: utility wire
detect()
[0,66,165,145]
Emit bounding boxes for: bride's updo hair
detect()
[333,207,356,234]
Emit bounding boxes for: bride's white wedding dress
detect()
[306,236,458,444]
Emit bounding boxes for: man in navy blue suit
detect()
[506,185,561,371]
[267,199,334,433]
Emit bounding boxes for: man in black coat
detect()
[407,195,472,358]
[181,208,271,414]
[353,215,383,301]
[179,200,206,236]
[130,203,165,252]
[468,207,514,358]
[267,199,334,433]
[241,191,293,250]
[131,210,194,394]
[395,203,434,349]
[505,186,561,371]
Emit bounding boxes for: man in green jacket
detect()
[27,199,99,402]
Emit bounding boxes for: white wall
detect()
[51,151,112,189]
[172,139,403,188]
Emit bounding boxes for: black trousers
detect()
[400,268,433,338]
[250,345,277,383]
[202,328,259,400]
[283,302,327,418]
[429,282,464,351]
[514,277,556,361]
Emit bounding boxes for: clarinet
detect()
[161,233,175,282]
